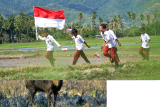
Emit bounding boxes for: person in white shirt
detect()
[100,24,119,67]
[135,27,150,60]
[37,29,61,66]
[106,24,121,63]
[65,28,90,65]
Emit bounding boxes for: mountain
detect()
[0,0,160,25]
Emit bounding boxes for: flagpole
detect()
[36,26,38,40]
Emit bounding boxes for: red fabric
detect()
[103,46,111,58]
[33,6,65,19]
[66,27,72,29]
[73,50,90,65]
[110,47,118,65]
[103,46,118,65]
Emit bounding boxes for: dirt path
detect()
[0,56,142,68]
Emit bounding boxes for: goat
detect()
[25,80,63,107]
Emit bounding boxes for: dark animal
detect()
[25,80,63,107]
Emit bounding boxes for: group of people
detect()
[36,24,150,68]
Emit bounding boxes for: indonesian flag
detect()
[61,48,68,51]
[94,53,101,58]
[66,27,72,31]
[33,6,65,30]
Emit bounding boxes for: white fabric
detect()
[38,35,60,51]
[140,33,150,48]
[72,35,85,50]
[34,17,65,30]
[109,29,117,47]
[104,31,115,48]
[101,31,108,46]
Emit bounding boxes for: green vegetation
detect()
[0,60,160,80]
[0,36,159,49]
[0,0,160,44]
[0,0,160,25]
[0,36,160,80]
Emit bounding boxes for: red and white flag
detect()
[94,53,101,58]
[66,27,72,31]
[61,48,68,51]
[33,6,65,30]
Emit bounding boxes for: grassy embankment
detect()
[0,36,160,80]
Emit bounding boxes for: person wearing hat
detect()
[36,29,61,67]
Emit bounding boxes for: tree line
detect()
[0,11,160,44]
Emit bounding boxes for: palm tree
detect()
[112,15,119,35]
[127,12,131,25]
[110,19,114,29]
[0,13,5,35]
[131,13,136,37]
[153,13,157,36]
[117,14,122,29]
[91,11,97,27]
[8,14,15,43]
[106,20,110,24]
[146,14,150,25]
[157,12,160,36]
[99,17,103,24]
[78,12,83,25]
[140,14,144,26]
[14,11,26,42]
[25,15,34,42]
[0,13,5,44]
[113,15,118,29]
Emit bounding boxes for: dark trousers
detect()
[139,47,149,60]
[45,51,55,66]
[72,50,90,65]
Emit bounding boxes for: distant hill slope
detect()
[0,0,160,24]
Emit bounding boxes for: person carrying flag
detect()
[37,29,61,67]
[65,28,90,65]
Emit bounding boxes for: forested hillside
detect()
[0,0,160,24]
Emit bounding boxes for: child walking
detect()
[37,29,61,66]
[66,28,90,65]
[135,27,150,60]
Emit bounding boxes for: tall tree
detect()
[0,13,5,35]
[78,12,83,24]
[146,14,150,25]
[140,14,144,26]
[106,20,110,24]
[14,11,26,43]
[131,13,136,37]
[153,13,157,36]
[110,15,119,35]
[0,13,5,44]
[157,12,160,36]
[8,14,15,43]
[117,14,122,29]
[91,11,97,27]
[99,17,103,24]
[25,15,34,42]
[127,12,131,26]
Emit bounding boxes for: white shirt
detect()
[72,35,85,50]
[101,31,108,46]
[109,29,117,47]
[101,30,115,48]
[38,35,60,51]
[141,33,150,48]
